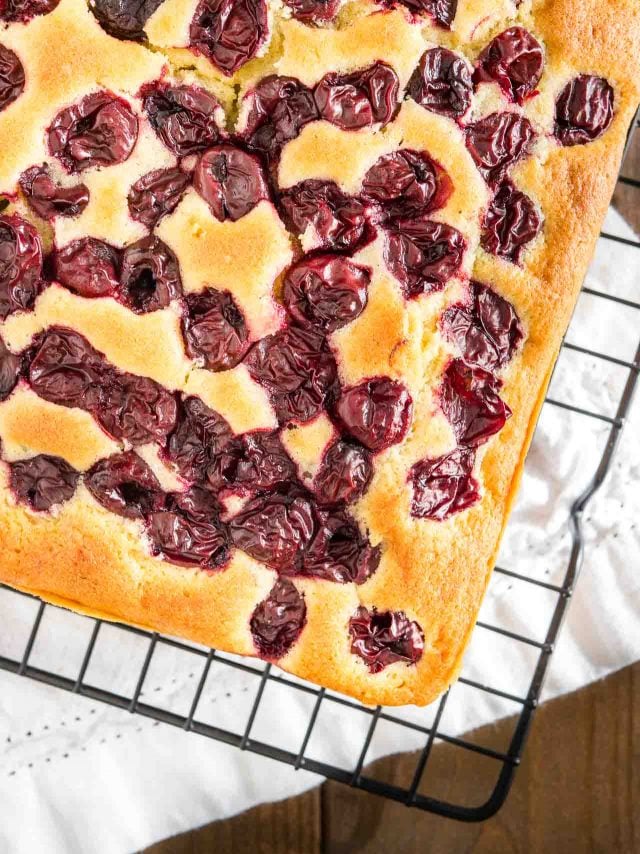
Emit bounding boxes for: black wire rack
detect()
[0,118,639,824]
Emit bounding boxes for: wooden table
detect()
[146,131,640,854]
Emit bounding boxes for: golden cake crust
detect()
[0,0,638,706]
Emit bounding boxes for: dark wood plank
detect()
[613,125,640,231]
[147,661,639,854]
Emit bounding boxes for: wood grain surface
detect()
[145,126,640,854]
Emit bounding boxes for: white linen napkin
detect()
[0,208,638,854]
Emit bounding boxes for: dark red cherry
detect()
[142,83,221,157]
[465,112,535,186]
[85,451,162,519]
[28,327,107,410]
[408,47,472,118]
[190,0,268,75]
[282,254,369,332]
[0,45,25,112]
[349,607,424,673]
[47,92,138,173]
[242,75,318,160]
[362,149,450,219]
[278,180,370,253]
[95,373,178,445]
[555,75,614,147]
[119,235,182,313]
[481,180,541,264]
[19,164,90,220]
[0,0,59,22]
[193,145,269,222]
[88,0,164,40]
[441,281,522,371]
[300,507,380,584]
[250,578,306,660]
[229,484,316,569]
[54,237,120,298]
[0,336,21,401]
[0,214,43,320]
[314,62,399,130]
[245,325,338,424]
[165,395,233,482]
[182,288,249,371]
[474,27,544,104]
[9,454,79,512]
[410,446,479,519]
[283,0,338,23]
[207,429,296,493]
[395,0,456,27]
[334,377,412,452]
[440,358,510,447]
[146,486,230,569]
[383,216,465,298]
[128,167,190,229]
[313,439,373,506]
[17,457,73,521]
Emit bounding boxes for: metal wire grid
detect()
[0,120,639,824]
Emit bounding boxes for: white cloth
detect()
[0,208,639,854]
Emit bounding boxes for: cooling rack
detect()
[0,117,638,824]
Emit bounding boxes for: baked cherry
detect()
[29,327,106,410]
[165,395,233,482]
[19,164,90,220]
[300,507,380,584]
[0,45,25,113]
[313,439,373,506]
[142,83,221,157]
[282,254,370,332]
[334,377,412,452]
[441,281,522,371]
[396,0,456,27]
[242,75,318,160]
[410,447,479,519]
[54,237,120,298]
[314,62,399,130]
[408,47,472,119]
[146,486,230,569]
[283,0,339,23]
[128,167,190,229]
[474,27,544,104]
[278,180,370,253]
[465,112,535,186]
[250,578,306,660]
[88,0,164,40]
[95,373,178,445]
[481,180,541,264]
[555,75,614,146]
[245,325,338,424]
[0,0,59,22]
[193,145,269,222]
[383,216,465,298]
[190,0,268,75]
[229,484,316,569]
[440,358,510,447]
[349,607,424,673]
[9,454,79,512]
[207,429,296,493]
[182,288,249,371]
[362,149,451,219]
[119,235,182,313]
[85,451,162,519]
[0,336,21,401]
[0,214,43,320]
[47,92,138,173]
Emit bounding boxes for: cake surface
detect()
[0,0,638,706]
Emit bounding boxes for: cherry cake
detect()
[0,0,637,706]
